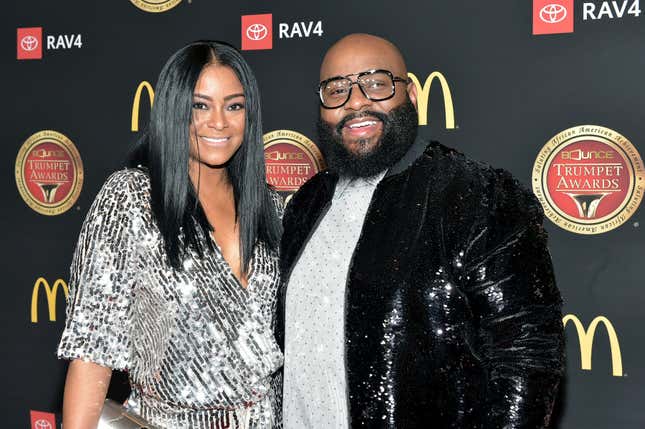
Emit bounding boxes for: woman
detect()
[57,41,283,428]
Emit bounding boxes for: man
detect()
[277,34,564,428]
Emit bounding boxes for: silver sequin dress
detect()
[57,169,284,428]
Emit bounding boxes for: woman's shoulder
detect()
[88,168,152,218]
[103,167,150,191]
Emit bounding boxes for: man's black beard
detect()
[316,98,418,178]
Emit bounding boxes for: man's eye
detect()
[328,88,348,97]
[365,80,387,89]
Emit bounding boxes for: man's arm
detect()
[461,170,565,428]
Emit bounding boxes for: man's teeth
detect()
[347,120,378,129]
[202,137,229,143]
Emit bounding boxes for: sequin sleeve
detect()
[461,169,565,428]
[269,187,286,220]
[57,169,145,370]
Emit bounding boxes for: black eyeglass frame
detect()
[317,69,411,109]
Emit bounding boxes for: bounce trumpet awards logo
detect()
[263,130,324,194]
[129,0,181,13]
[15,130,84,216]
[532,125,644,234]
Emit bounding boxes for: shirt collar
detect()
[335,169,387,200]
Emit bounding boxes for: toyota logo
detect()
[246,23,268,41]
[539,4,568,23]
[21,35,39,52]
[34,420,53,429]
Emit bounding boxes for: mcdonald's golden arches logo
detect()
[132,73,457,131]
[131,81,155,132]
[408,71,456,129]
[563,314,623,377]
[31,277,68,323]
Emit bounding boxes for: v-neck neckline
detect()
[209,233,254,291]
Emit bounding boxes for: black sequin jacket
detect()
[276,138,565,428]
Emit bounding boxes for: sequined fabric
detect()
[277,138,565,428]
[58,169,283,429]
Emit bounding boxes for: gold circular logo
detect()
[532,125,644,234]
[263,130,325,194]
[15,130,84,216]
[129,0,181,13]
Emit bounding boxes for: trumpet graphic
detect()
[36,182,61,203]
[565,193,609,218]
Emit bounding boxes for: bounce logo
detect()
[408,72,456,129]
[129,0,181,13]
[563,314,623,377]
[31,278,68,323]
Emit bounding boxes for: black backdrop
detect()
[4,1,645,428]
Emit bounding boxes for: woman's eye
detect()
[228,103,245,111]
[192,102,208,110]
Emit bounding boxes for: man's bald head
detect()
[320,33,408,81]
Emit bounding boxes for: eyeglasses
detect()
[317,69,410,109]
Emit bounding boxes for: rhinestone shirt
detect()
[283,171,385,429]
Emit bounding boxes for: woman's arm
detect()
[58,171,144,427]
[62,359,113,429]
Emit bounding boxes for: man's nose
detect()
[344,83,372,111]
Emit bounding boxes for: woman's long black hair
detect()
[129,40,281,272]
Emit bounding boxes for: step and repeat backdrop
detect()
[4,0,644,428]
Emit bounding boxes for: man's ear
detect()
[407,79,418,111]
